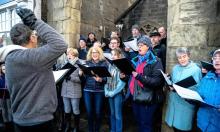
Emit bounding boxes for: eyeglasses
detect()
[138,44,146,47]
[212,56,220,61]
[177,55,188,60]
[92,52,99,54]
[110,42,118,45]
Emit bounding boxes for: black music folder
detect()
[61,62,76,69]
[112,58,135,75]
[54,62,77,84]
[175,76,197,88]
[61,62,77,78]
[159,69,197,88]
[77,64,111,77]
[201,61,214,71]
[160,70,219,109]
[53,69,70,84]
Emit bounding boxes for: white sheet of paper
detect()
[53,69,70,83]
[103,53,112,60]
[123,39,138,51]
[173,84,205,103]
[159,69,172,85]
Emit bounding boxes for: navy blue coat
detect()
[83,60,108,92]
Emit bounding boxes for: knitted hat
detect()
[79,35,86,42]
[137,36,152,47]
[213,49,220,56]
[131,24,140,31]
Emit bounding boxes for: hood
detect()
[0,45,27,62]
[205,71,218,80]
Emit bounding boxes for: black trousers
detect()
[14,120,56,132]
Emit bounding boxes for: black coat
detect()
[134,58,165,103]
[153,44,166,71]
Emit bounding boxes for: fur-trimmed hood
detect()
[0,45,26,62]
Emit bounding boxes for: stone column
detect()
[47,0,82,48]
[34,0,41,19]
[167,0,220,72]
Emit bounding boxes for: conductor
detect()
[0,8,67,132]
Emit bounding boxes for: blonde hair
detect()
[86,46,105,61]
[67,48,79,57]
[111,48,122,58]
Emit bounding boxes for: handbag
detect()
[133,80,153,104]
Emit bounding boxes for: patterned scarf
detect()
[105,65,118,91]
[132,50,156,66]
[129,50,156,95]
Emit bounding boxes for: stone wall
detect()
[47,0,82,48]
[121,0,168,40]
[46,0,129,48]
[80,0,130,43]
[167,0,220,72]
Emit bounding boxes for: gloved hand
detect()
[15,7,37,30]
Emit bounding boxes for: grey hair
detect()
[175,47,190,57]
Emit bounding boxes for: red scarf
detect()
[129,61,146,95]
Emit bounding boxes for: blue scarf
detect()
[132,50,156,67]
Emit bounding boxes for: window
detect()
[0,7,21,45]
[0,11,6,32]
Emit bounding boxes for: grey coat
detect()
[0,20,67,125]
[61,59,82,98]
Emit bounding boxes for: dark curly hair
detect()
[10,23,32,46]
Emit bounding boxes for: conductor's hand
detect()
[15,7,37,30]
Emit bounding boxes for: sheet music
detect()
[123,38,138,51]
[53,69,70,83]
[172,84,205,103]
[159,69,172,85]
[103,53,112,60]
